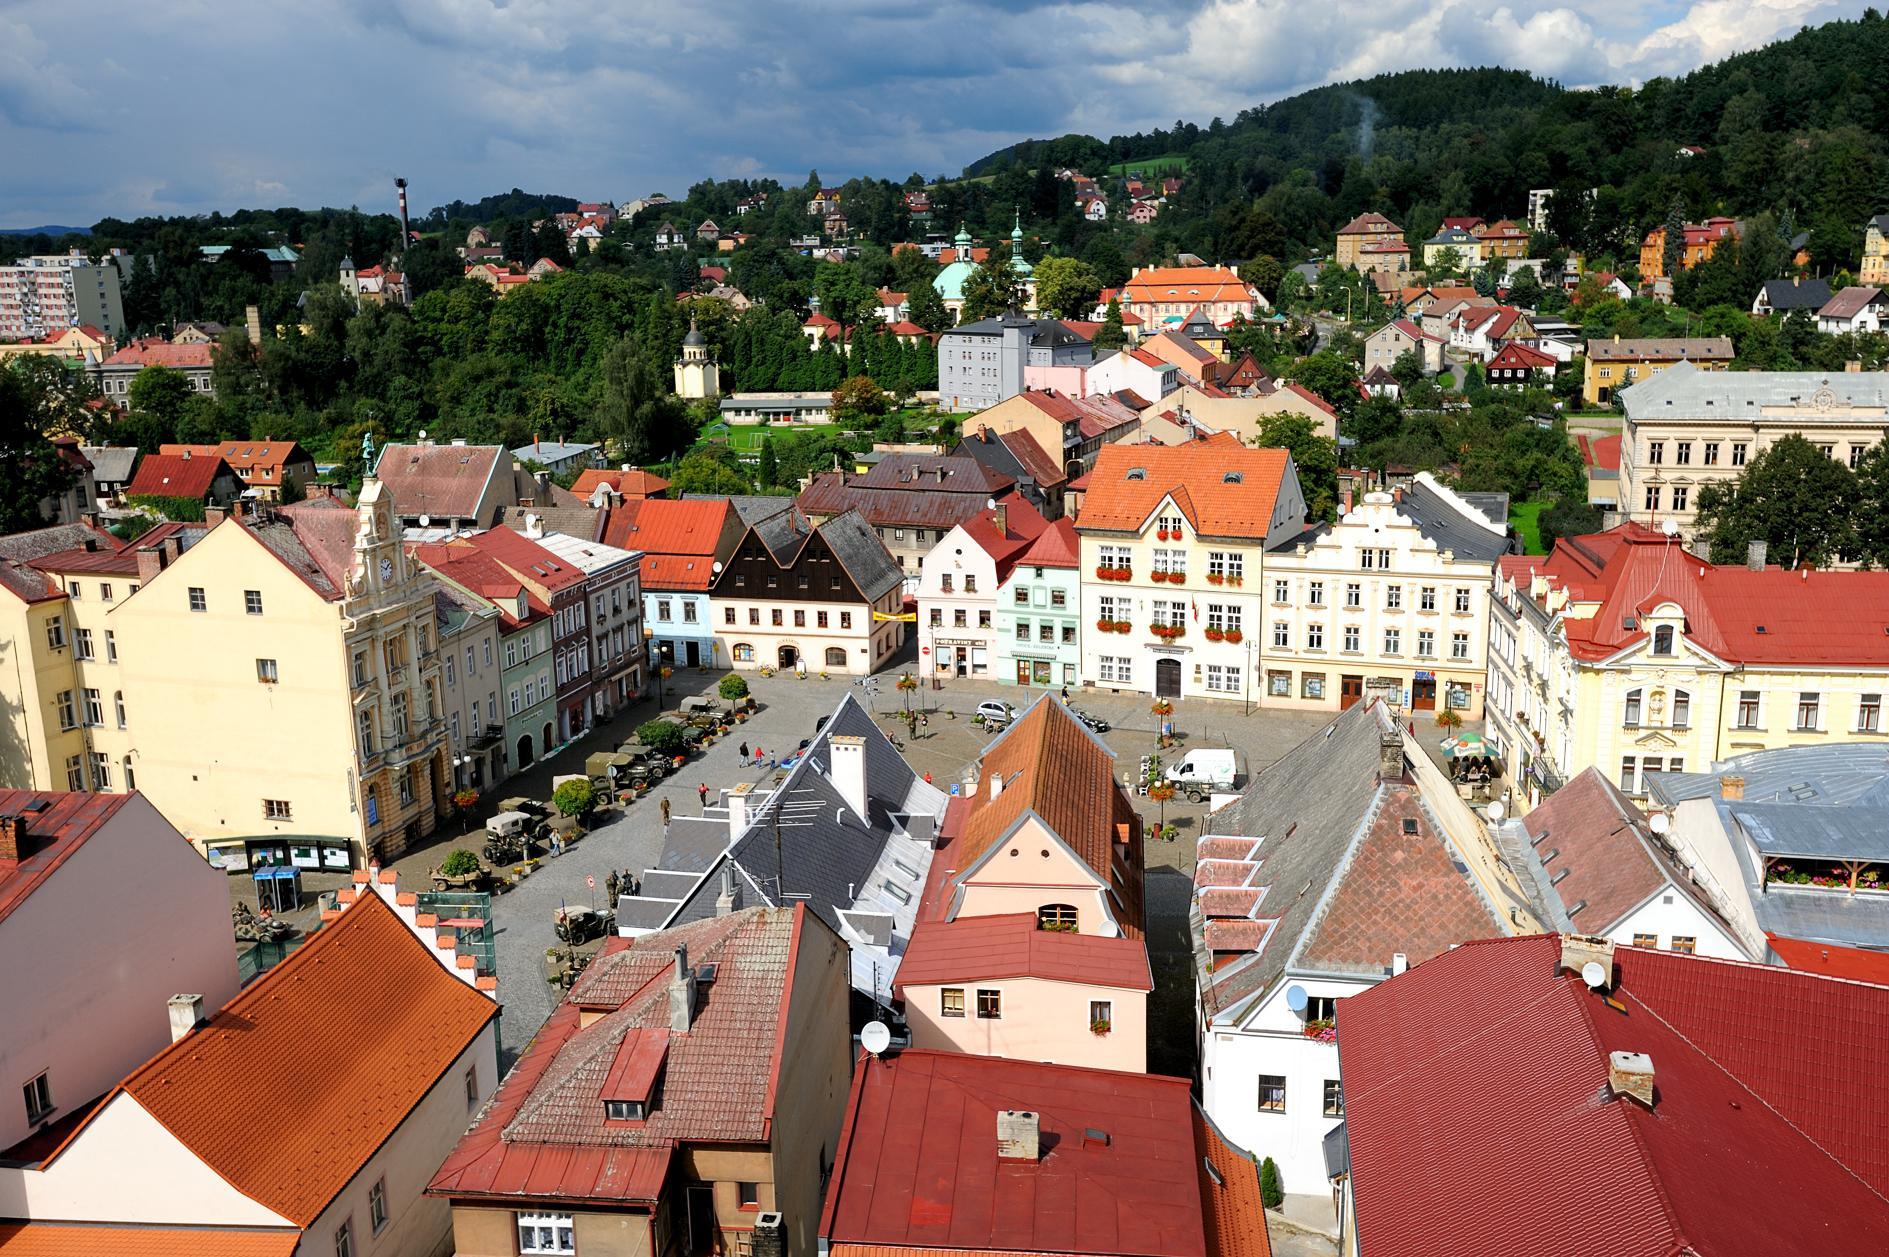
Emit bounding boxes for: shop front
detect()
[206,834,354,874]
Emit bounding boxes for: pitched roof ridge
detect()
[1280,783,1389,976]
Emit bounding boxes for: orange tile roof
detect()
[601,497,735,589]
[1193,1106,1273,1257]
[895,912,1152,992]
[161,440,312,475]
[1076,442,1291,537]
[572,467,670,499]
[98,339,214,370]
[0,1224,298,1256]
[97,893,496,1226]
[1121,266,1258,308]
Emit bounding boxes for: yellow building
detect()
[1333,212,1404,270]
[0,482,448,868]
[1074,438,1305,701]
[1581,335,1733,406]
[1485,523,1889,813]
[1862,213,1889,287]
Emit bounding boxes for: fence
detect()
[418,890,496,975]
[237,932,312,985]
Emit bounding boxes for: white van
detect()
[1166,749,1239,798]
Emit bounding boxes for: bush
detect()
[718,673,750,701]
[1260,1156,1284,1209]
[637,719,687,756]
[439,849,481,877]
[552,778,596,818]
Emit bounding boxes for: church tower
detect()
[674,319,719,399]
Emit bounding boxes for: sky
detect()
[0,0,1873,227]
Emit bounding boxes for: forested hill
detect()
[968,11,1889,267]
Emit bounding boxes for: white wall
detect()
[1607,886,1749,960]
[0,794,239,1152]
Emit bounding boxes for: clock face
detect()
[379,557,394,583]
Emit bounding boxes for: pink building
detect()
[896,697,1152,1071]
[0,792,238,1156]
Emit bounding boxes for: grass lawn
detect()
[1510,500,1549,554]
[719,422,843,452]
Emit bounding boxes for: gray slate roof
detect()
[80,445,139,484]
[1401,479,1512,561]
[1621,359,1889,419]
[681,494,795,526]
[818,510,904,602]
[1756,278,1833,311]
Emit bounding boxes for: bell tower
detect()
[674,318,719,399]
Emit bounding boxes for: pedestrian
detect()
[739,740,750,762]
[631,874,642,896]
[697,781,709,809]
[1062,684,1070,701]
[549,831,563,857]
[606,870,620,903]
[660,797,672,827]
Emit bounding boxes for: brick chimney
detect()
[1377,726,1404,781]
[167,993,205,1042]
[0,813,24,861]
[669,945,696,1032]
[1719,775,1746,801]
[205,506,226,526]
[135,544,165,583]
[715,861,740,916]
[991,501,1007,535]
[751,1214,784,1257]
[1608,1051,1656,1109]
[1746,540,1767,571]
[997,1110,1040,1160]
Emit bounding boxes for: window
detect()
[1861,694,1882,733]
[940,574,953,593]
[979,610,992,628]
[737,1181,762,1209]
[64,755,83,791]
[604,1099,646,1121]
[1040,903,1079,930]
[1273,579,1290,603]
[941,987,966,1018]
[771,609,782,626]
[23,1071,51,1125]
[1737,690,1760,728]
[105,630,116,662]
[73,628,93,660]
[257,658,279,684]
[1272,621,1289,648]
[1384,585,1402,611]
[1644,485,1660,511]
[1097,656,1132,684]
[1305,624,1324,650]
[1343,626,1360,653]
[188,587,206,612]
[733,643,754,662]
[1455,586,1472,613]
[1307,580,1324,607]
[1383,629,1401,655]
[1675,441,1692,465]
[1623,688,1642,727]
[1670,936,1697,955]
[1703,441,1719,465]
[1732,442,1748,466]
[114,691,126,728]
[1419,586,1436,611]
[360,707,378,752]
[1647,440,1664,465]
[1257,1075,1286,1113]
[264,799,292,820]
[399,765,415,805]
[682,602,698,624]
[369,1178,389,1233]
[748,607,760,625]
[82,689,102,726]
[794,610,806,627]
[976,988,1001,1019]
[1015,621,1030,642]
[1632,933,1658,949]
[67,579,81,599]
[56,690,75,730]
[1345,583,1361,609]
[100,582,112,602]
[1851,445,1867,470]
[825,647,847,666]
[1090,1000,1113,1033]
[517,1213,576,1254]
[1417,629,1435,657]
[1797,692,1820,730]
[1205,664,1241,693]
[123,757,135,791]
[1652,625,1674,655]
[1014,586,1030,606]
[1323,1079,1344,1118]
[1671,485,1689,512]
[245,589,264,615]
[45,615,64,649]
[1671,689,1691,728]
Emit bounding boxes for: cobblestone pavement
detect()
[1267,1218,1340,1257]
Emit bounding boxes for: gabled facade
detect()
[917,501,1049,682]
[604,497,744,671]
[995,518,1082,688]
[1076,439,1305,701]
[1332,213,1403,270]
[709,509,905,675]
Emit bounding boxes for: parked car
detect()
[1165,748,1240,801]
[1069,707,1111,734]
[975,700,1016,723]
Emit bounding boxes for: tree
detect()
[551,778,596,820]
[831,375,889,428]
[718,673,750,702]
[1091,299,1127,354]
[1538,495,1603,550]
[957,241,1024,323]
[596,337,691,465]
[1031,255,1102,318]
[127,364,193,433]
[815,264,876,338]
[1288,350,1359,412]
[1853,442,1889,569]
[0,366,80,534]
[1389,349,1425,389]
[756,435,781,488]
[8,356,99,441]
[907,281,952,333]
[668,448,752,496]
[1260,1157,1284,1210]
[1661,195,1686,279]
[635,719,687,757]
[1506,265,1543,308]
[1256,413,1339,521]
[1692,434,1857,568]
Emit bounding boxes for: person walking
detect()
[660,797,672,828]
[738,740,750,763]
[1061,684,1070,701]
[697,781,709,809]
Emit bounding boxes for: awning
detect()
[1441,733,1486,757]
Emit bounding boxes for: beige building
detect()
[709,509,906,675]
[1486,523,1889,813]
[0,486,450,868]
[1620,362,1889,545]
[1260,477,1510,715]
[1163,380,1339,443]
[1076,438,1306,701]
[1333,212,1404,269]
[1582,335,1733,406]
[1863,213,1889,287]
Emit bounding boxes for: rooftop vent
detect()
[1608,1051,1656,1109]
[997,1110,1040,1160]
[1126,468,1147,480]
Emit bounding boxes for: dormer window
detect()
[1126,468,1147,480]
[1652,625,1675,654]
[605,1099,647,1121]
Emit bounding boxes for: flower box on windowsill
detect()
[1224,629,1243,644]
[1302,1018,1337,1042]
[1090,1019,1112,1036]
[1204,627,1225,642]
[1206,573,1225,585]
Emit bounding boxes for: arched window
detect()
[732,643,754,662]
[1672,689,1691,728]
[1623,688,1643,727]
[1038,903,1079,931]
[824,647,847,667]
[1653,625,1675,654]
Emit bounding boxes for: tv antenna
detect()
[752,785,823,900]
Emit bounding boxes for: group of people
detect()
[603,868,642,901]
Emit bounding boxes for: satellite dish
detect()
[1485,800,1506,823]
[860,1021,892,1056]
[712,561,724,573]
[418,513,430,528]
[1285,984,1309,1013]
[1580,961,1608,989]
[1659,518,1680,538]
[1647,812,1670,835]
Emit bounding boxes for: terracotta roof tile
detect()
[124,453,233,501]
[0,1224,297,1256]
[98,339,214,370]
[896,912,1152,992]
[1076,443,1291,537]
[600,497,736,590]
[1193,1106,1273,1257]
[573,467,670,499]
[374,443,505,522]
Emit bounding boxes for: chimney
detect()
[524,513,543,539]
[1608,1051,1656,1109]
[997,1110,1040,1160]
[1746,539,1767,571]
[989,770,1005,800]
[716,862,740,916]
[752,1214,785,1257]
[1719,775,1746,801]
[162,536,182,564]
[1559,934,1616,986]
[167,993,205,1042]
[992,501,1007,535]
[670,945,696,1032]
[830,736,868,820]
[1846,360,1863,373]
[1377,726,1403,781]
[0,814,24,861]
[179,447,191,459]
[135,545,164,583]
[205,505,226,526]
[534,433,541,453]
[1391,952,1409,976]
[727,782,753,837]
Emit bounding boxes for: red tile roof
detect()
[1337,212,1402,236]
[1338,935,1889,1257]
[0,792,141,927]
[1576,432,1621,472]
[959,501,1051,581]
[1281,382,1337,417]
[600,497,736,589]
[1192,1107,1273,1257]
[71,893,497,1226]
[0,1224,297,1256]
[1014,516,1079,569]
[161,441,312,475]
[572,467,669,499]
[124,453,234,501]
[821,1050,1212,1257]
[895,912,1152,993]
[97,338,213,370]
[429,907,808,1205]
[464,525,588,594]
[1522,523,1889,664]
[1767,934,1889,984]
[374,442,505,521]
[1487,342,1556,372]
[1077,443,1292,538]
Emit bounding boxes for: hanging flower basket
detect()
[1204,626,1225,642]
[1224,628,1243,644]
[1206,572,1225,585]
[1150,698,1174,717]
